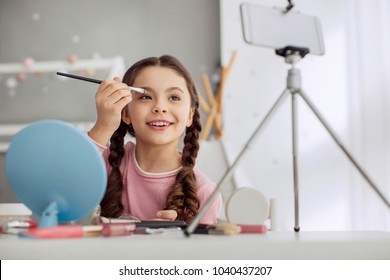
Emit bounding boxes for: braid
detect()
[100,121,129,217]
[165,109,202,223]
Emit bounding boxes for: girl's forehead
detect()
[134,66,186,85]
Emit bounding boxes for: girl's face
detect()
[122,66,194,148]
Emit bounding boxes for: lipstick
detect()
[1,220,37,234]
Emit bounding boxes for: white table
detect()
[1,231,390,259]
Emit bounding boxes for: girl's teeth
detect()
[150,122,169,126]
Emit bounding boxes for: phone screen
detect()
[240,3,325,56]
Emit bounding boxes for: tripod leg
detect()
[298,90,390,210]
[291,92,300,232]
[185,89,290,236]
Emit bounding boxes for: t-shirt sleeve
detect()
[88,136,108,153]
[87,134,111,171]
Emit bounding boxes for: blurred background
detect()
[0,0,221,198]
[1,0,389,231]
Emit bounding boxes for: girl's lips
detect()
[148,120,172,126]
[147,120,173,130]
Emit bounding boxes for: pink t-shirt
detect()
[94,140,222,224]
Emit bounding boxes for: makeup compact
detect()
[225,187,269,225]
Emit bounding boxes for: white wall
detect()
[220,0,390,231]
[347,0,390,230]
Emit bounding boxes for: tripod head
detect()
[275,46,309,65]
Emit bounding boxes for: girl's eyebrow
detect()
[166,87,184,93]
[136,86,185,94]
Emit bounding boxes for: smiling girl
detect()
[88,55,222,224]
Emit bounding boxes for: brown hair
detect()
[99,55,201,223]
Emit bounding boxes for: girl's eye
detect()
[169,95,181,101]
[139,95,152,100]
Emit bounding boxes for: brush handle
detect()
[57,72,102,84]
[102,223,136,236]
[18,225,104,239]
[238,224,267,234]
[193,224,233,235]
[56,72,146,94]
[19,225,84,238]
[193,227,225,235]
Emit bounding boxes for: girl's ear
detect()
[186,108,195,127]
[122,108,131,125]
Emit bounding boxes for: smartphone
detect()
[240,3,325,56]
[136,220,187,228]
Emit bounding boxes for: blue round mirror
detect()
[5,120,107,227]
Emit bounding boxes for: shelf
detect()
[0,122,95,153]
[0,56,125,74]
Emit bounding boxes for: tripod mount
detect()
[185,46,390,236]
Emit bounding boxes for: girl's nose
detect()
[152,101,167,113]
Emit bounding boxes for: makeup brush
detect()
[19,225,104,239]
[193,224,267,235]
[18,222,137,239]
[194,224,241,235]
[238,224,267,234]
[56,72,146,94]
[102,223,136,237]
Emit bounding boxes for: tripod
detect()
[185,46,390,235]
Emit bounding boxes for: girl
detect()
[88,55,222,224]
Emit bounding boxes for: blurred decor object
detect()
[67,53,79,64]
[23,57,35,68]
[199,50,237,140]
[0,203,32,224]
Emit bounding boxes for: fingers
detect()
[99,79,130,99]
[155,210,178,221]
[93,78,132,131]
[96,79,132,108]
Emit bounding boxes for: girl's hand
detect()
[89,77,132,145]
[153,210,178,221]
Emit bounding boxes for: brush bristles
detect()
[215,224,241,235]
[82,225,103,237]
